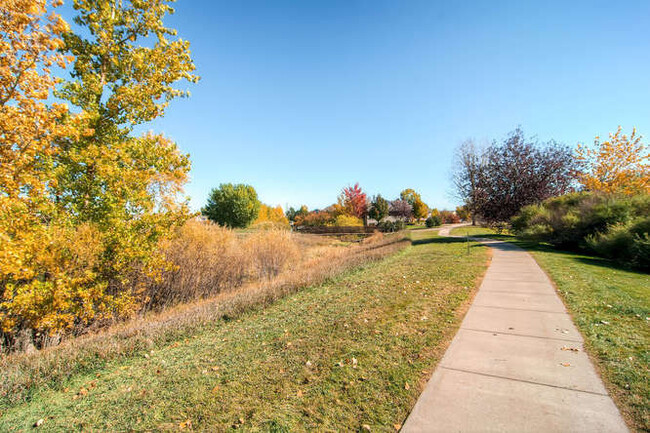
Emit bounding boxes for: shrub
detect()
[426,215,441,227]
[587,221,650,270]
[295,210,335,227]
[512,192,650,269]
[334,215,364,227]
[440,210,461,224]
[378,220,406,232]
[142,221,244,310]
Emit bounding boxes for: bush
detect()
[295,210,335,227]
[587,221,650,270]
[378,220,406,232]
[426,215,441,227]
[440,210,460,224]
[334,215,364,227]
[512,192,650,269]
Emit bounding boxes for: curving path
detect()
[402,225,628,432]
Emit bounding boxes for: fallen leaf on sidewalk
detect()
[560,362,571,367]
[561,346,580,352]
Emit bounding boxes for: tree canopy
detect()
[400,189,428,220]
[202,184,261,228]
[0,0,197,340]
[368,194,390,221]
[453,128,576,223]
[576,126,649,195]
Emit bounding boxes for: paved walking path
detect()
[402,226,628,432]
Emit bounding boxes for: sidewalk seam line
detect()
[472,304,567,314]
[460,327,583,343]
[439,366,608,397]
[478,290,557,296]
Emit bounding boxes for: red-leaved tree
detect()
[340,183,368,219]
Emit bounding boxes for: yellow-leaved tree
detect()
[1,0,198,348]
[254,204,289,226]
[0,0,90,345]
[576,127,649,195]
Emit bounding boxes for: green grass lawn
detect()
[406,224,427,230]
[0,230,489,432]
[450,226,650,431]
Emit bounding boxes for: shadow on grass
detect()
[410,236,484,248]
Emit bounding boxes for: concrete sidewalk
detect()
[402,232,628,432]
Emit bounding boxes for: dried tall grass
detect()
[0,228,409,407]
[141,222,299,310]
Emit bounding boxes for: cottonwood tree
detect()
[202,184,261,228]
[0,0,79,342]
[576,126,649,195]
[1,0,199,343]
[476,128,576,223]
[255,204,289,226]
[54,0,198,278]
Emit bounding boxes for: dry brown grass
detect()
[0,227,409,408]
[141,222,299,310]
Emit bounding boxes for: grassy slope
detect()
[1,230,489,432]
[450,226,650,431]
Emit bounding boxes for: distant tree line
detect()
[201,182,470,231]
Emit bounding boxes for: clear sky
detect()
[60,0,650,211]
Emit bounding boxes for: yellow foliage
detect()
[0,0,194,343]
[576,126,649,195]
[334,215,364,226]
[254,204,289,226]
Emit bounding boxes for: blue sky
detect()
[60,0,650,211]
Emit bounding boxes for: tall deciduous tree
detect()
[202,184,261,228]
[55,0,198,278]
[255,204,289,226]
[576,126,649,195]
[0,0,94,341]
[1,0,199,342]
[452,139,483,225]
[475,128,576,223]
